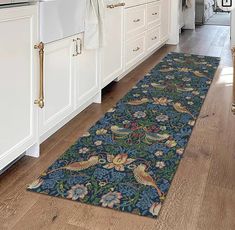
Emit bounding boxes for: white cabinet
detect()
[0,5,38,170]
[75,34,99,108]
[100,1,125,88]
[39,34,99,141]
[125,0,146,8]
[125,4,147,40]
[39,37,75,137]
[160,0,170,42]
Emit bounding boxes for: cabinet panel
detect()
[146,26,161,52]
[101,2,124,88]
[125,33,146,69]
[75,35,99,107]
[125,0,146,8]
[0,6,38,170]
[125,4,147,40]
[147,1,161,29]
[161,0,170,41]
[39,37,74,136]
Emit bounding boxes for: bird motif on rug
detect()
[111,126,132,137]
[145,133,170,142]
[46,156,99,174]
[127,98,149,106]
[133,164,162,198]
[173,102,195,119]
[159,67,174,72]
[193,71,207,78]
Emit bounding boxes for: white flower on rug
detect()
[96,129,107,135]
[156,161,166,169]
[188,120,196,126]
[94,141,102,146]
[176,148,185,155]
[156,114,169,122]
[100,192,122,208]
[149,203,162,216]
[160,126,167,131]
[141,84,149,88]
[182,77,191,82]
[123,120,130,125]
[165,140,177,148]
[67,184,88,200]
[192,91,200,95]
[155,151,163,157]
[79,147,89,154]
[133,111,146,119]
[166,75,175,80]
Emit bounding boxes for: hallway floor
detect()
[0,25,234,230]
[205,12,231,26]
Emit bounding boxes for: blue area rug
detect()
[28,52,220,218]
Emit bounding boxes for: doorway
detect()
[205,1,231,26]
[196,0,231,27]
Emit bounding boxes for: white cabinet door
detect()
[75,35,99,107]
[39,37,75,138]
[0,6,38,170]
[101,1,125,88]
[161,0,170,42]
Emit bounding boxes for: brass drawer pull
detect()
[152,12,158,16]
[133,19,141,23]
[152,36,158,40]
[107,3,125,9]
[133,47,140,52]
[34,42,45,109]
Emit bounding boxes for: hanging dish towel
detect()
[84,0,105,49]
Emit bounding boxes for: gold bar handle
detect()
[34,42,45,109]
[73,38,82,56]
[232,47,235,114]
[107,3,125,9]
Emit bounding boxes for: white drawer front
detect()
[125,34,145,69]
[125,5,146,40]
[125,0,146,8]
[146,26,160,52]
[147,1,160,29]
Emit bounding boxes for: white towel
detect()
[84,0,105,50]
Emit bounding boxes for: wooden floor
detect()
[0,25,234,230]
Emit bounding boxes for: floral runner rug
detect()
[28,52,220,218]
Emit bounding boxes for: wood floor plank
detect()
[196,185,235,230]
[0,141,71,230]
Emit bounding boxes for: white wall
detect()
[184,0,196,30]
[167,0,196,45]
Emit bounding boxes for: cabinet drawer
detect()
[147,1,160,29]
[125,33,145,69]
[125,0,146,8]
[125,5,146,40]
[146,26,160,52]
